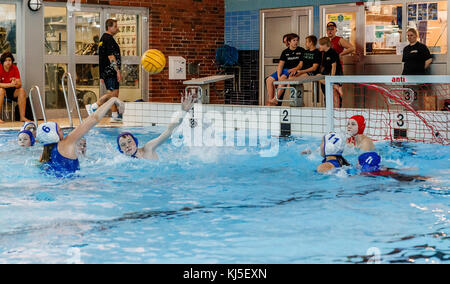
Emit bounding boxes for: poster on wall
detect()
[365,25,376,43]
[328,14,353,42]
[374,25,385,43]
[418,4,427,21]
[408,4,417,22]
[418,21,428,44]
[427,3,438,21]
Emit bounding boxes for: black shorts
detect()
[103,77,120,91]
[5,87,18,102]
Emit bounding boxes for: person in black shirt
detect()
[292,35,321,77]
[317,37,343,108]
[265,33,304,106]
[402,28,433,75]
[85,19,123,123]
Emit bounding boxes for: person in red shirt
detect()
[0,52,30,123]
[326,22,355,64]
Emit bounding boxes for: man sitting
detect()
[0,52,30,123]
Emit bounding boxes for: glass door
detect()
[105,9,148,103]
[73,8,101,108]
[0,2,17,55]
[0,0,24,77]
[44,5,69,109]
[43,4,149,111]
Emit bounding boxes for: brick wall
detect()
[48,0,225,103]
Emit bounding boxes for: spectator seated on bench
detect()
[266,33,305,106]
[0,52,30,123]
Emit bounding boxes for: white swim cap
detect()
[323,132,345,156]
[21,121,37,132]
[37,122,60,145]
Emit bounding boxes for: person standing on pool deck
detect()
[117,93,194,160]
[85,19,122,123]
[326,22,355,66]
[317,37,343,108]
[37,97,125,177]
[0,52,30,123]
[402,28,432,75]
[265,33,305,106]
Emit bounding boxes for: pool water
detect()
[0,127,448,264]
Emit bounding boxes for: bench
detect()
[183,75,235,103]
[273,75,325,107]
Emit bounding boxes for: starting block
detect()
[183,75,234,103]
[273,75,325,107]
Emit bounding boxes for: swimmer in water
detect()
[21,121,37,138]
[17,122,38,147]
[36,97,124,176]
[358,152,429,182]
[117,93,194,160]
[317,132,350,173]
[346,115,375,151]
[17,130,35,147]
[77,137,87,157]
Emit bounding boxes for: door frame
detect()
[259,6,313,106]
[320,3,365,75]
[42,2,149,114]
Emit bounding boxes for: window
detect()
[407,1,447,54]
[76,64,99,107]
[120,64,141,102]
[0,4,16,54]
[365,4,403,55]
[45,64,68,109]
[109,13,140,57]
[44,7,67,55]
[75,12,100,56]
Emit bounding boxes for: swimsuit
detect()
[45,143,80,177]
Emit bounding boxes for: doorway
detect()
[320,3,365,75]
[43,3,148,115]
[260,7,313,106]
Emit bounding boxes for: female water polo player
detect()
[346,115,375,151]
[317,132,350,173]
[37,97,124,176]
[17,122,37,147]
[17,130,35,148]
[117,93,194,160]
[21,121,37,138]
[358,152,429,182]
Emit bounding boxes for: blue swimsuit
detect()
[45,143,80,177]
[324,159,342,168]
[322,155,347,169]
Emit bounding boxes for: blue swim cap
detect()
[18,130,36,146]
[358,152,381,172]
[117,132,139,157]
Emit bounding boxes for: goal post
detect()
[325,75,450,145]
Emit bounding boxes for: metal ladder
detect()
[28,73,82,129]
[28,86,47,126]
[62,72,83,128]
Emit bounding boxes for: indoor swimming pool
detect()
[0,127,448,263]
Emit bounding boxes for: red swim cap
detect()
[350,115,366,135]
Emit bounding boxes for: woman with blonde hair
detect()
[402,28,433,75]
